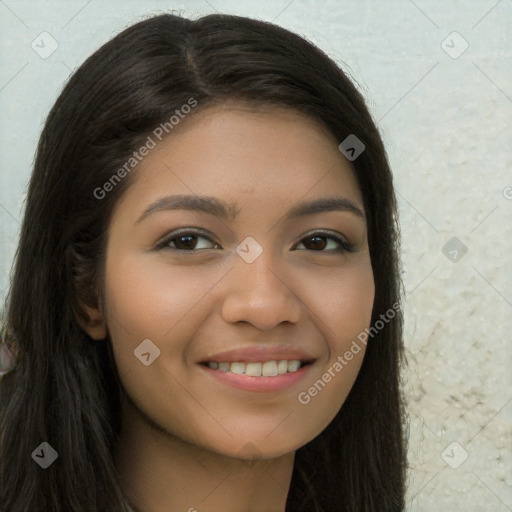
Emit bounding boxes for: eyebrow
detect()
[136,194,366,224]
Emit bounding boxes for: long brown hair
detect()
[0,12,406,511]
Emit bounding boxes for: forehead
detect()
[113,103,363,220]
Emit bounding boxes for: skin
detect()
[81,103,375,512]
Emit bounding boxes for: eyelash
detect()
[155,228,355,254]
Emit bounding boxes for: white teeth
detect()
[205,359,305,376]
[287,360,301,372]
[218,362,230,372]
[245,362,262,376]
[262,360,278,377]
[277,360,288,374]
[230,362,245,374]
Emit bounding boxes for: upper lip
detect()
[198,345,317,364]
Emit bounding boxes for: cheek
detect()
[309,256,375,340]
[101,251,185,378]
[103,250,218,345]
[101,252,223,441]
[294,259,374,423]
[101,249,229,400]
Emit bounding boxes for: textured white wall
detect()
[1,1,511,510]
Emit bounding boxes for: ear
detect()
[66,243,108,340]
[78,303,107,340]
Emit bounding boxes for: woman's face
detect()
[95,104,374,459]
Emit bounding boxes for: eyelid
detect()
[154,227,220,249]
[297,229,355,252]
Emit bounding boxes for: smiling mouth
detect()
[199,359,314,377]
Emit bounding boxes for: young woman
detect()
[0,12,407,512]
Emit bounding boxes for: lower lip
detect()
[199,363,313,392]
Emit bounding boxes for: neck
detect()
[114,397,294,512]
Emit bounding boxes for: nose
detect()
[220,247,302,331]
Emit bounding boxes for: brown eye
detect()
[171,234,202,250]
[295,232,354,253]
[157,230,220,252]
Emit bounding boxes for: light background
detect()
[0,1,511,510]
